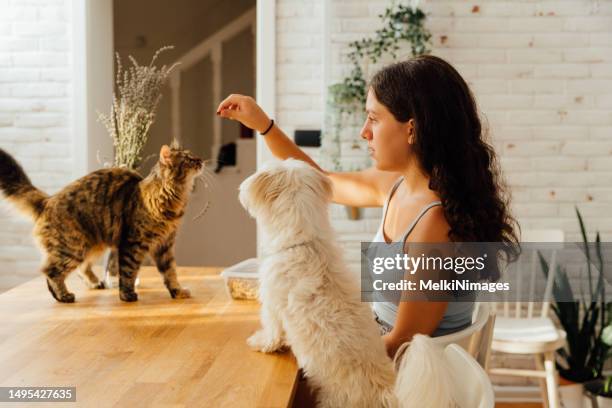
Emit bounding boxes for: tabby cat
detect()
[0,143,203,303]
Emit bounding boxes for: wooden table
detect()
[0,267,298,407]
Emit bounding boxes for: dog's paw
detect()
[170,287,191,299]
[247,330,286,353]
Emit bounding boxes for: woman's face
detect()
[360,88,413,172]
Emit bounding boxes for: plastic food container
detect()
[220,258,260,300]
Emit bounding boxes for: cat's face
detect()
[158,144,204,183]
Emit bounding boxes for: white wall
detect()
[114,0,257,267]
[73,0,114,176]
[0,0,259,289]
[275,0,612,393]
[113,0,256,172]
[276,0,612,270]
[0,0,74,291]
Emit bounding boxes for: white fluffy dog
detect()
[239,159,455,408]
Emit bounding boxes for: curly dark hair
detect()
[370,55,519,278]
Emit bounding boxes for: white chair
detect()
[489,229,566,408]
[446,343,495,408]
[395,333,495,408]
[395,303,496,370]
[432,302,496,369]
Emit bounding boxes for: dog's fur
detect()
[239,159,456,408]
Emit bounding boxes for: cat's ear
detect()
[160,145,172,165]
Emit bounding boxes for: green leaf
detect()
[602,325,612,346]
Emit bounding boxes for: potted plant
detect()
[539,208,610,407]
[97,46,178,286]
[584,306,612,407]
[326,1,431,112]
[585,380,612,408]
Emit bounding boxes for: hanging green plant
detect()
[321,2,431,218]
[322,1,431,170]
[329,2,432,112]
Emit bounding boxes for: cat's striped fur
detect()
[0,144,203,303]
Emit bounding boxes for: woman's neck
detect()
[399,157,432,197]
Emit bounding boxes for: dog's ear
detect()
[306,169,332,202]
[251,171,283,205]
[318,171,333,201]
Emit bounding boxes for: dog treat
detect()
[225,277,259,300]
[221,258,260,300]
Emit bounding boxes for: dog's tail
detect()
[0,148,48,219]
[393,334,456,408]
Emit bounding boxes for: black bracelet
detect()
[261,119,274,135]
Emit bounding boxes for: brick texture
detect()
[0,0,72,288]
[276,0,612,255]
[276,0,612,391]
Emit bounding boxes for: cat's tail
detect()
[393,334,456,408]
[0,148,48,219]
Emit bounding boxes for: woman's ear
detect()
[406,119,416,145]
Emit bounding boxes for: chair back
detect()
[431,303,495,369]
[469,304,496,370]
[430,303,489,348]
[495,229,564,319]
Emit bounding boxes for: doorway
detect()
[74,0,275,267]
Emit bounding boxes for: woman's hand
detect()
[216,95,398,208]
[216,94,271,133]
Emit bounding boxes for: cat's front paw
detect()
[120,291,138,302]
[247,330,286,353]
[170,287,191,299]
[46,281,75,303]
[58,292,75,303]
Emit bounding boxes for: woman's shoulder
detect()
[406,204,450,244]
[368,169,403,201]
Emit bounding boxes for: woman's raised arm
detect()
[216,94,399,207]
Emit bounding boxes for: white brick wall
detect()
[276,1,325,136]
[276,0,612,256]
[0,0,609,293]
[0,0,73,288]
[276,0,612,391]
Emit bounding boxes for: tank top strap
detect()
[381,177,404,222]
[400,200,443,243]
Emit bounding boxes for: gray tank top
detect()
[370,177,474,337]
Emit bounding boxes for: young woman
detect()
[216,55,518,359]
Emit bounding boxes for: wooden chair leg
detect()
[292,370,317,408]
[543,352,560,408]
[534,353,549,408]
